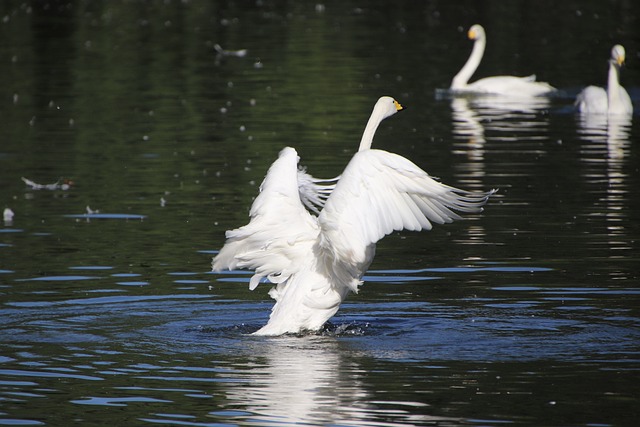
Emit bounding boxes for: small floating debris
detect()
[22,176,73,191]
[3,208,14,224]
[86,205,99,215]
[213,43,247,57]
[64,206,146,221]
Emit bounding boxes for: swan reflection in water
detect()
[451,96,552,141]
[447,95,554,251]
[576,113,632,161]
[449,95,551,167]
[576,112,633,264]
[219,336,458,426]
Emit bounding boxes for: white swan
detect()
[451,24,556,97]
[212,97,495,335]
[575,45,633,115]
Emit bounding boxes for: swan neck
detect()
[357,110,383,151]
[607,61,621,101]
[451,35,485,89]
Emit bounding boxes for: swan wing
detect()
[575,86,608,114]
[212,147,319,289]
[297,168,339,215]
[318,149,495,267]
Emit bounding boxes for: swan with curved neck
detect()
[212,96,495,335]
[575,45,633,115]
[450,24,555,97]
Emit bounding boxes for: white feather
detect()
[296,168,338,214]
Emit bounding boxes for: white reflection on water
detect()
[576,113,634,273]
[219,336,458,426]
[450,95,552,147]
[576,113,632,162]
[448,96,553,250]
[449,95,551,184]
[225,337,367,424]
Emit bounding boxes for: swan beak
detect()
[468,29,476,40]
[617,55,625,66]
[394,100,405,112]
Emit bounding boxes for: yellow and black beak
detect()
[394,100,405,112]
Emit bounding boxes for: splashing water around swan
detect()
[212,97,496,335]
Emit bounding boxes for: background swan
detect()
[212,97,495,336]
[450,24,556,97]
[575,44,633,115]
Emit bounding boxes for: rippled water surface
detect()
[1,1,640,426]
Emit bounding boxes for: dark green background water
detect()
[1,1,639,426]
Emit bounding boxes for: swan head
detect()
[357,96,404,151]
[468,24,485,41]
[611,44,626,67]
[374,96,405,120]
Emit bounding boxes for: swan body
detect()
[451,24,556,97]
[575,45,633,115]
[212,96,495,335]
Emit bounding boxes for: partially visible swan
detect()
[575,44,633,115]
[212,97,495,336]
[451,24,556,97]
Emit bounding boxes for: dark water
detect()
[1,1,640,426]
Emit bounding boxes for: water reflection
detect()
[218,336,457,426]
[576,113,634,266]
[442,96,516,253]
[450,97,486,150]
[576,113,632,161]
[225,337,367,424]
[450,96,551,144]
[447,95,553,250]
[448,95,552,168]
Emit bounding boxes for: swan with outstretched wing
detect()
[213,97,495,335]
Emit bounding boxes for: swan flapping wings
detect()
[212,97,495,335]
